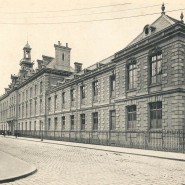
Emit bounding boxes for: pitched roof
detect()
[127,14,179,47]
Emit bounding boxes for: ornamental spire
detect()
[161,3,165,15]
[180,12,184,23]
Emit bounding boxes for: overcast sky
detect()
[0,0,184,95]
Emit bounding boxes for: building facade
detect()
[1,5,185,151]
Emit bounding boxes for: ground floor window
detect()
[110,110,116,130]
[62,116,65,130]
[80,114,85,130]
[70,115,74,130]
[127,105,136,129]
[92,112,98,130]
[150,101,162,129]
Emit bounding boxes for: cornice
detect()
[113,22,185,63]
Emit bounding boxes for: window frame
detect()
[149,101,162,129]
[127,63,137,90]
[80,114,85,130]
[92,80,98,102]
[110,110,116,130]
[70,115,75,130]
[92,112,98,130]
[110,75,116,98]
[127,105,137,130]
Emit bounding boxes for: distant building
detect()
[0,5,185,149]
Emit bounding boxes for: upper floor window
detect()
[40,81,43,94]
[71,89,75,107]
[110,110,116,130]
[92,112,98,130]
[35,84,37,96]
[93,81,98,102]
[62,53,64,61]
[128,63,137,90]
[30,87,33,98]
[62,92,65,108]
[110,75,116,97]
[150,101,162,129]
[48,118,51,130]
[48,97,51,111]
[150,53,162,84]
[127,105,136,130]
[54,95,58,110]
[80,114,85,130]
[80,85,85,104]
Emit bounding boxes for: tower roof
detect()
[23,41,31,49]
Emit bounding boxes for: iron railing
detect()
[1,129,185,153]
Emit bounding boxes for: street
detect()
[0,137,185,185]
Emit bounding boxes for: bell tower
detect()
[20,42,33,69]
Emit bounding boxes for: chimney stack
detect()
[74,62,83,73]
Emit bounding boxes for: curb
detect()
[0,168,37,184]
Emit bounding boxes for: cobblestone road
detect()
[0,137,185,185]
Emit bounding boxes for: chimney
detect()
[54,41,71,71]
[74,62,83,73]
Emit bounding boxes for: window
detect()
[80,85,85,104]
[150,53,162,84]
[70,115,74,130]
[62,53,64,61]
[35,84,37,96]
[22,104,24,118]
[54,95,58,110]
[35,100,37,115]
[30,87,32,98]
[26,90,28,100]
[62,92,65,108]
[40,81,43,94]
[127,105,136,129]
[54,117,58,130]
[48,97,51,111]
[110,75,116,97]
[39,121,42,131]
[92,112,98,130]
[128,63,137,89]
[110,110,116,130]
[29,121,31,131]
[48,118,51,130]
[30,100,32,116]
[26,103,28,118]
[71,89,75,107]
[34,121,36,131]
[150,102,162,129]
[40,99,42,114]
[25,122,27,131]
[80,114,85,130]
[62,116,65,130]
[93,81,98,102]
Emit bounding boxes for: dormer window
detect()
[145,27,149,35]
[144,25,156,36]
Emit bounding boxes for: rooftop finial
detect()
[180,12,184,22]
[161,3,165,15]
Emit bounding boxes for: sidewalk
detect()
[2,135,185,162]
[0,150,37,183]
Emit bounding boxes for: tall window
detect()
[48,118,51,130]
[40,99,42,114]
[127,105,136,129]
[26,90,28,100]
[35,84,37,96]
[26,103,28,118]
[93,81,98,102]
[54,95,58,110]
[110,110,116,130]
[150,102,162,129]
[29,121,31,131]
[30,87,32,98]
[30,100,32,116]
[80,85,85,104]
[62,116,65,130]
[40,81,43,94]
[110,75,116,97]
[48,97,51,111]
[34,121,36,131]
[80,114,85,130]
[35,100,37,115]
[54,117,58,130]
[71,89,75,107]
[128,63,137,89]
[150,53,162,84]
[92,112,98,130]
[62,92,65,108]
[70,115,74,130]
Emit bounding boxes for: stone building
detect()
[0,5,185,149]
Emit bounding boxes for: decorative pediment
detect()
[126,57,136,65]
[148,46,162,57]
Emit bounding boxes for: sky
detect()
[0,0,185,95]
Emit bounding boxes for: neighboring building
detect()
[0,5,185,151]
